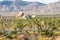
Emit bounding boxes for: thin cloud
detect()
[23,0,59,4]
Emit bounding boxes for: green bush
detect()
[6,35,13,39]
[12,31,17,34]
[52,27,57,30]
[41,29,54,37]
[0,32,5,35]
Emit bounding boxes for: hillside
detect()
[36,1,60,15]
[0,0,60,16]
[0,0,46,11]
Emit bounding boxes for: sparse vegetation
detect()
[0,16,60,40]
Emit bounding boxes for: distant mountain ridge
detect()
[36,1,60,15]
[0,1,13,5]
[0,0,46,11]
[0,0,60,16]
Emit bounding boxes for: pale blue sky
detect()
[23,0,59,4]
[0,0,15,1]
[0,0,59,4]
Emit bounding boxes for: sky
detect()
[0,0,59,4]
[0,0,15,1]
[23,0,59,4]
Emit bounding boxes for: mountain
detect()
[0,0,60,16]
[35,1,60,15]
[0,0,16,5]
[0,0,46,11]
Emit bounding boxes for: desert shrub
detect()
[0,32,5,35]
[52,27,57,30]
[12,31,17,34]
[6,35,13,39]
[41,29,54,37]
